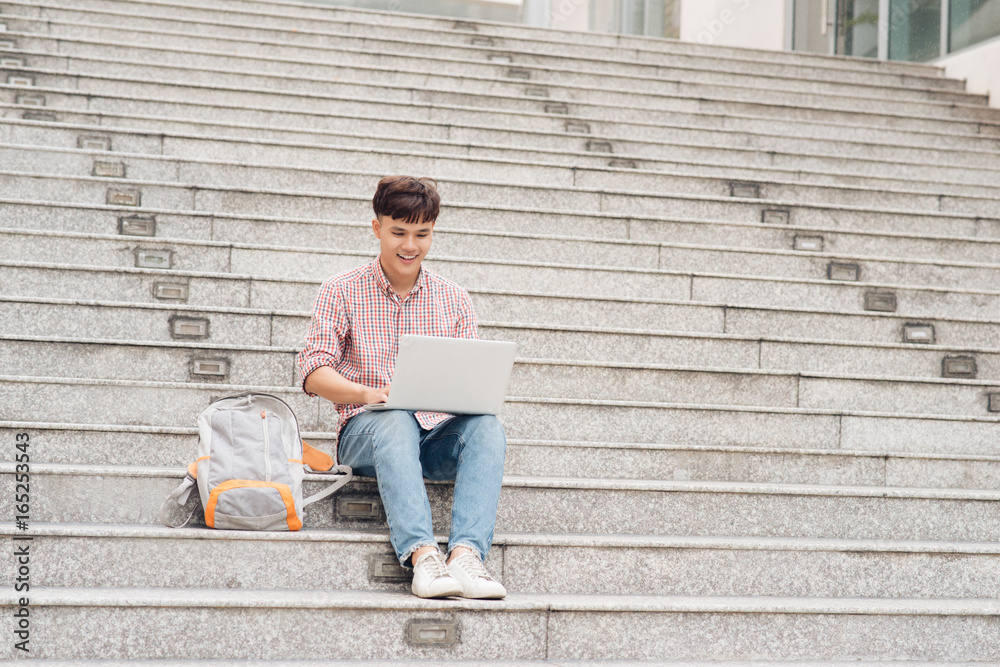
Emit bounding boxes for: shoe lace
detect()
[455,552,491,580]
[421,552,451,579]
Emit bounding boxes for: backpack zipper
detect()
[261,410,272,482]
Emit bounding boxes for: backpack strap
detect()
[301,440,354,505]
[302,464,354,507]
[159,464,198,528]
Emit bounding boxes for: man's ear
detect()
[371,217,381,239]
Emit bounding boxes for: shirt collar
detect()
[372,254,426,298]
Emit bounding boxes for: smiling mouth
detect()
[398,254,417,261]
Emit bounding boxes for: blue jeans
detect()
[337,410,507,567]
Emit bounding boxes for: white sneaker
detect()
[411,551,463,598]
[448,552,507,599]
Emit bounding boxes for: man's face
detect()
[372,215,434,284]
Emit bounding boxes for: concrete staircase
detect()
[2,0,1000,661]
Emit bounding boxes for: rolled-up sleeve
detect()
[297,280,349,396]
[453,291,479,340]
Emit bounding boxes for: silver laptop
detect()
[364,335,517,415]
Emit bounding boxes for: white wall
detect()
[679,0,787,50]
[935,35,1000,108]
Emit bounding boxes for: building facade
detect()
[308,0,1000,104]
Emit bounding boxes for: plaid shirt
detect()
[297,255,479,444]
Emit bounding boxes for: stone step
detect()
[7,523,1000,599]
[7,257,1000,335]
[503,439,1000,488]
[1,231,698,302]
[7,85,998,180]
[7,138,1000,215]
[0,23,980,149]
[7,116,1000,208]
[5,462,1000,542]
[6,267,1000,348]
[2,375,998,451]
[5,197,1000,266]
[0,0,964,93]
[5,115,1000,195]
[6,86,999,174]
[7,419,1000,486]
[7,41,1000,151]
[1,166,997,242]
[4,336,998,417]
[3,59,997,146]
[0,19,986,112]
[7,223,1000,296]
[2,585,997,661]
[11,50,989,134]
[0,0,947,81]
[8,319,1000,384]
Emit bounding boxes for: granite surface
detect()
[2,3,999,662]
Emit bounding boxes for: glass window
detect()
[793,0,833,53]
[950,0,1000,51]
[889,0,942,61]
[837,0,881,57]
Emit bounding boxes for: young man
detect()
[296,175,508,599]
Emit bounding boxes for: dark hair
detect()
[372,175,441,224]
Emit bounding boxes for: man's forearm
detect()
[304,366,376,405]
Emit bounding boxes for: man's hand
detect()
[363,384,390,405]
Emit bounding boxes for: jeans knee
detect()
[370,410,421,455]
[470,415,506,455]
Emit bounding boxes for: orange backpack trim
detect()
[204,480,302,531]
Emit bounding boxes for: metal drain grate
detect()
[336,496,382,519]
[407,619,459,646]
[119,215,155,237]
[827,262,859,281]
[793,235,823,252]
[903,323,935,344]
[191,359,229,378]
[79,136,112,151]
[93,161,125,178]
[941,356,976,379]
[153,282,188,301]
[22,111,55,121]
[368,554,409,583]
[14,93,44,106]
[135,249,172,269]
[761,209,789,225]
[170,316,209,340]
[864,292,896,312]
[107,189,140,207]
[730,182,761,198]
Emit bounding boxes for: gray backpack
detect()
[161,392,352,530]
